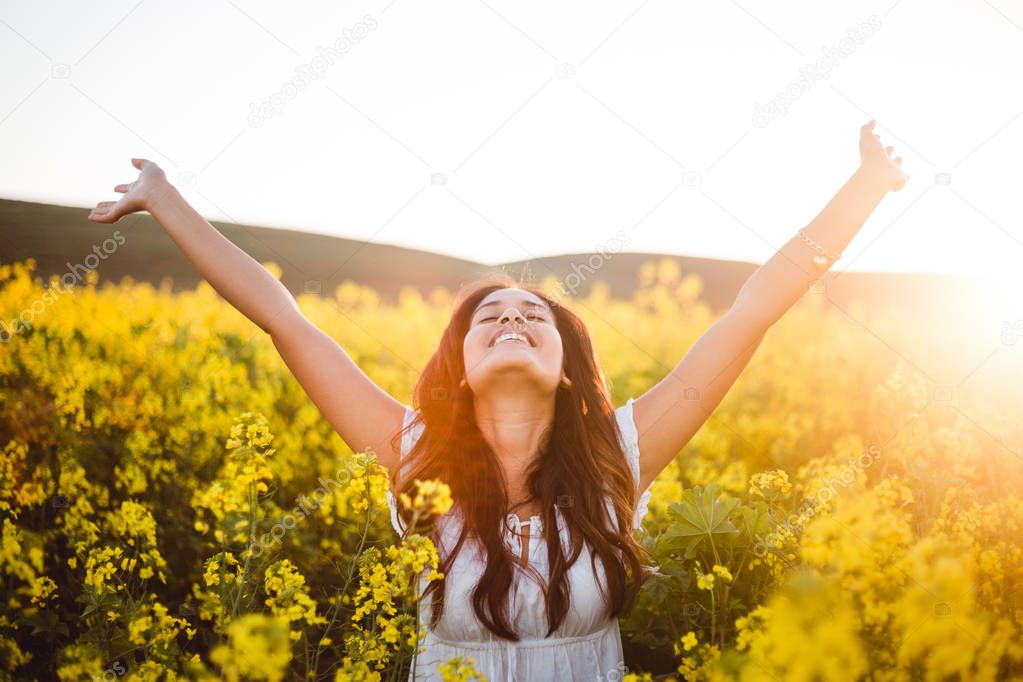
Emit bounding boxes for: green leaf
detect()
[660,484,740,556]
[76,589,121,618]
[740,500,773,539]
[717,499,773,550]
[24,609,70,638]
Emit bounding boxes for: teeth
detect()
[494,332,528,346]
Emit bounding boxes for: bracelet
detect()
[797,229,842,269]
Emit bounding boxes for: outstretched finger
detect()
[114,183,131,193]
[87,210,116,224]
[131,157,150,170]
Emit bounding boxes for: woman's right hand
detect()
[857,120,908,193]
[88,157,170,223]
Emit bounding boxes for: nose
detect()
[498,307,527,326]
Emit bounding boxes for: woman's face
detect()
[462,288,565,396]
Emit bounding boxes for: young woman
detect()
[88,120,906,680]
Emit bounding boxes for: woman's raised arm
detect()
[630,120,907,491]
[88,158,405,471]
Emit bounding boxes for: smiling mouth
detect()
[490,332,534,348]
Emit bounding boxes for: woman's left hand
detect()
[858,120,908,192]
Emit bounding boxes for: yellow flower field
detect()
[1,257,1021,681]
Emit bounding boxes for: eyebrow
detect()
[473,299,549,315]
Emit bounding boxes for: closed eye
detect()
[479,315,545,323]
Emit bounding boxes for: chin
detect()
[468,364,558,395]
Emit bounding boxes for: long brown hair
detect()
[389,273,652,640]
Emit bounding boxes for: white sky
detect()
[2,0,1022,278]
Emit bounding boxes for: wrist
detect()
[144,180,182,215]
[853,164,893,198]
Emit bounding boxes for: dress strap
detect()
[613,397,653,530]
[387,406,426,536]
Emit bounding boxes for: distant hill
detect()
[0,196,986,316]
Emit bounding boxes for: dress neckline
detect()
[436,504,558,536]
[506,512,543,533]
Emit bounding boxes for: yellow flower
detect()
[128,614,152,645]
[202,552,239,587]
[399,479,453,517]
[29,576,58,606]
[438,655,487,681]
[347,535,443,670]
[735,605,771,652]
[680,631,698,652]
[712,564,733,583]
[83,546,124,593]
[749,469,792,501]
[210,613,292,682]
[263,559,326,637]
[334,657,382,681]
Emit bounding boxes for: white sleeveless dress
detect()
[384,398,654,682]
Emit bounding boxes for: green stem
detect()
[709,587,716,645]
[409,515,422,682]
[239,480,259,610]
[311,501,374,679]
[707,533,722,567]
